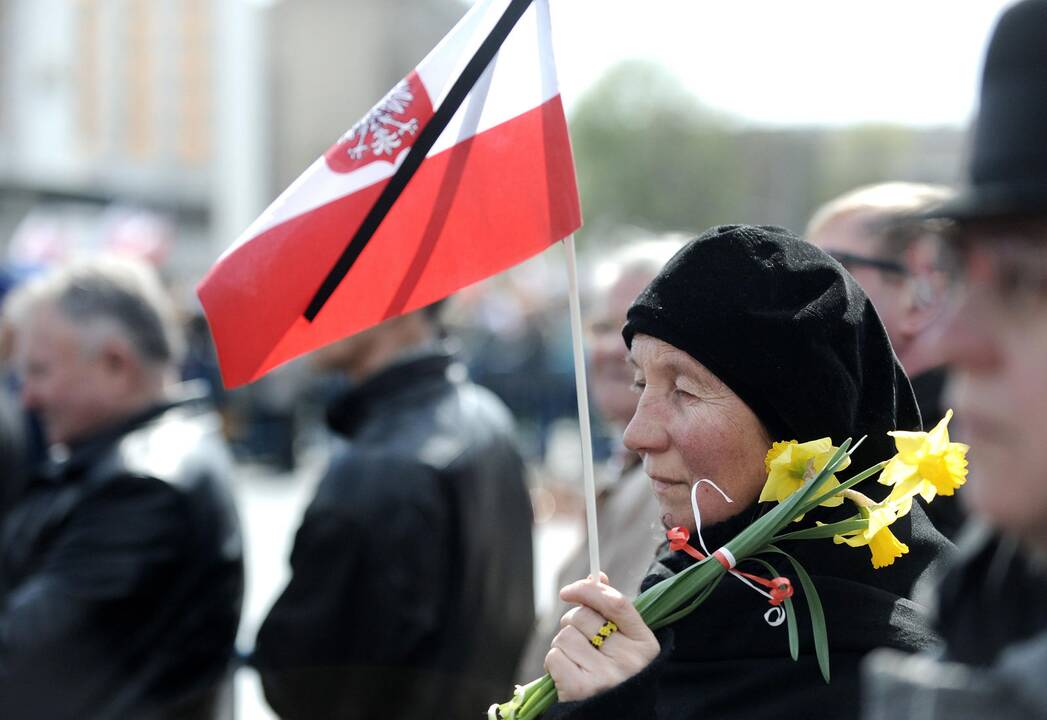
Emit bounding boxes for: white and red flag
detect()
[198,0,581,388]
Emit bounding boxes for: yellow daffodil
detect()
[835,523,910,569]
[833,495,913,569]
[879,409,969,504]
[760,438,850,510]
[866,494,912,536]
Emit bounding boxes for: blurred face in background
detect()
[811,211,908,331]
[588,270,656,429]
[310,325,383,378]
[15,304,129,446]
[808,208,950,376]
[927,219,1047,551]
[309,312,432,381]
[810,210,951,378]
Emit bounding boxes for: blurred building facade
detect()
[0,0,461,287]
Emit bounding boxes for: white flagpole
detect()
[562,235,601,581]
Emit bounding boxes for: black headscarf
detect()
[622,224,921,472]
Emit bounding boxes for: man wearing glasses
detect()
[807,183,953,405]
[807,182,964,538]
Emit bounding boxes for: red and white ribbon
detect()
[687,480,788,627]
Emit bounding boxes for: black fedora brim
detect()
[919,181,1047,222]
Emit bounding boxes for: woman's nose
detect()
[622,393,668,455]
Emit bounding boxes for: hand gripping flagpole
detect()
[563,235,601,580]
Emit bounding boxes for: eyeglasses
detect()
[827,250,908,276]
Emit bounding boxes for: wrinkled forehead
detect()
[627,334,724,389]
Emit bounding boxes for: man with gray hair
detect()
[807,182,954,402]
[0,257,243,719]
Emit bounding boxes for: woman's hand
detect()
[544,576,660,702]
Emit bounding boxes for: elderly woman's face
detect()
[624,334,772,531]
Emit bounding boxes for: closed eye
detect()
[674,387,697,399]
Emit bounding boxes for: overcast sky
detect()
[542,0,1012,127]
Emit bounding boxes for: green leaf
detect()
[635,556,725,624]
[766,545,831,684]
[746,555,798,661]
[783,595,799,662]
[648,575,724,630]
[772,517,865,542]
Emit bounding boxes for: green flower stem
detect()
[766,545,831,683]
[772,517,865,542]
[800,461,886,513]
[516,677,556,720]
[648,574,724,630]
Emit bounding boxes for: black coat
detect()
[0,390,26,525]
[253,351,535,720]
[861,524,1047,719]
[0,394,244,719]
[547,497,952,720]
[935,525,1047,667]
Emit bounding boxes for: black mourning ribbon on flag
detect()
[304,0,538,321]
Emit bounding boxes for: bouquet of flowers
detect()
[489,411,969,720]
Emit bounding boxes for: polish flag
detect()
[197,0,581,388]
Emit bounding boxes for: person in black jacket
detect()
[541,225,952,720]
[0,258,244,719]
[0,388,26,526]
[252,301,535,720]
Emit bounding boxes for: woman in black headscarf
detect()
[542,225,951,720]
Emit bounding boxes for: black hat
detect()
[623,224,920,473]
[929,0,1047,221]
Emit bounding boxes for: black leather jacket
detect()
[0,393,244,719]
[253,350,535,720]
